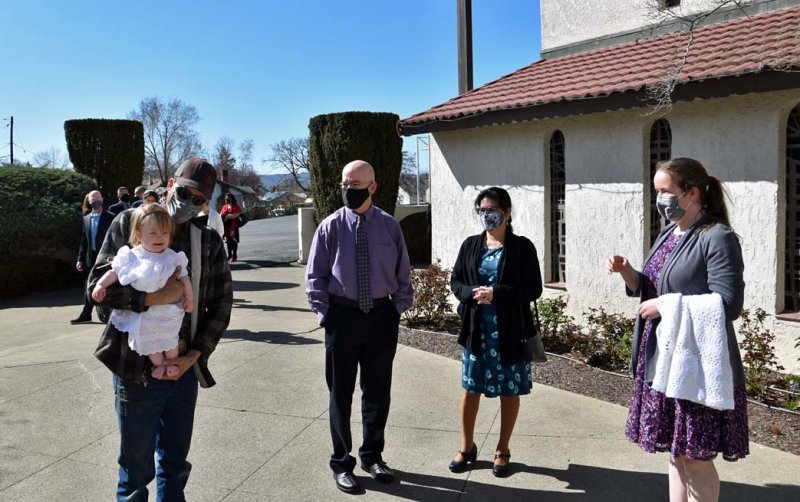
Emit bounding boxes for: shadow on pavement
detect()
[0,288,82,310]
[364,465,800,501]
[231,260,298,269]
[232,280,298,292]
[221,329,321,345]
[232,298,310,313]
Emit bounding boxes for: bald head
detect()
[342,160,374,181]
[341,160,377,213]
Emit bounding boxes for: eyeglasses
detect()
[475,207,502,216]
[175,185,207,206]
[340,180,374,190]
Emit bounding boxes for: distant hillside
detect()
[260,172,310,191]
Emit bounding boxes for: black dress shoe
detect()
[493,451,511,478]
[334,472,362,494]
[361,461,395,483]
[449,443,477,473]
[70,315,92,325]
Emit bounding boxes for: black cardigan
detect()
[450,232,543,365]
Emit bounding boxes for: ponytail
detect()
[703,175,730,227]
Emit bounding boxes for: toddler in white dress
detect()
[92,204,194,379]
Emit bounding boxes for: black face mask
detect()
[90,200,103,210]
[341,187,370,210]
[120,194,131,203]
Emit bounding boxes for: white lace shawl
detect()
[653,292,734,410]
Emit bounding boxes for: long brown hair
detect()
[128,203,174,247]
[656,157,730,227]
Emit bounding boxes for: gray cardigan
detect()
[627,216,746,387]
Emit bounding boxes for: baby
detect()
[92,204,193,378]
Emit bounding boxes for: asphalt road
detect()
[234,214,299,265]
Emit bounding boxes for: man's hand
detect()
[159,350,201,380]
[144,267,185,306]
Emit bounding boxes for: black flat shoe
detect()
[334,472,362,494]
[361,461,394,483]
[70,315,91,325]
[493,451,511,477]
[449,443,477,473]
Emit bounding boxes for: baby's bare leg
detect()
[149,352,166,379]
[164,346,181,377]
[181,276,194,312]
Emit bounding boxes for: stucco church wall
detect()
[541,0,753,53]
[430,90,800,373]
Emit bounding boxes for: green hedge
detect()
[308,111,402,221]
[65,118,144,196]
[0,167,96,299]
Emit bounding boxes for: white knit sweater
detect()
[652,293,735,410]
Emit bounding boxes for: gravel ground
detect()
[399,325,800,457]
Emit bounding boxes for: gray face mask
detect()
[480,210,505,231]
[656,192,686,222]
[167,186,203,224]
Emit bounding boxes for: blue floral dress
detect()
[461,246,533,397]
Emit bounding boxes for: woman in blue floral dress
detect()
[449,187,542,477]
[608,158,748,501]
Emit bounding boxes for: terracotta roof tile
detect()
[399,6,800,130]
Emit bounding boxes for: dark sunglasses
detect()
[175,186,207,206]
[475,207,502,216]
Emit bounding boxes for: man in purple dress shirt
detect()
[305,160,413,495]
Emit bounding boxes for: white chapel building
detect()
[399,0,800,371]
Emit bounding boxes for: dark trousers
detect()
[80,267,110,322]
[113,370,198,502]
[225,233,238,259]
[325,301,400,474]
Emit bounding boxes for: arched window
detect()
[648,118,672,249]
[784,105,800,311]
[549,131,566,284]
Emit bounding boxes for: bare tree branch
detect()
[267,137,310,192]
[128,97,202,184]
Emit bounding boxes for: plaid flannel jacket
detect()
[89,209,233,387]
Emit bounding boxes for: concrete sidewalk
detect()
[1,263,798,501]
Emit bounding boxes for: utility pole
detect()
[457,0,473,95]
[9,116,13,165]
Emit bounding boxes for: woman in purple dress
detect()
[607,158,748,502]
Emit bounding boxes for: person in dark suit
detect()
[108,186,131,215]
[72,190,115,324]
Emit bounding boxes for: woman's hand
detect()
[472,286,493,304]
[606,255,629,275]
[638,299,661,321]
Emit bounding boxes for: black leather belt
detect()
[330,295,392,309]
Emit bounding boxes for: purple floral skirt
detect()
[625,320,750,461]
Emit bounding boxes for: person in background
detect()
[607,157,748,502]
[72,190,115,324]
[220,193,241,262]
[109,186,132,215]
[449,186,542,478]
[200,201,224,238]
[131,186,146,208]
[141,189,159,205]
[305,160,413,494]
[81,193,91,215]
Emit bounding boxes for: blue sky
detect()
[0,0,541,173]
